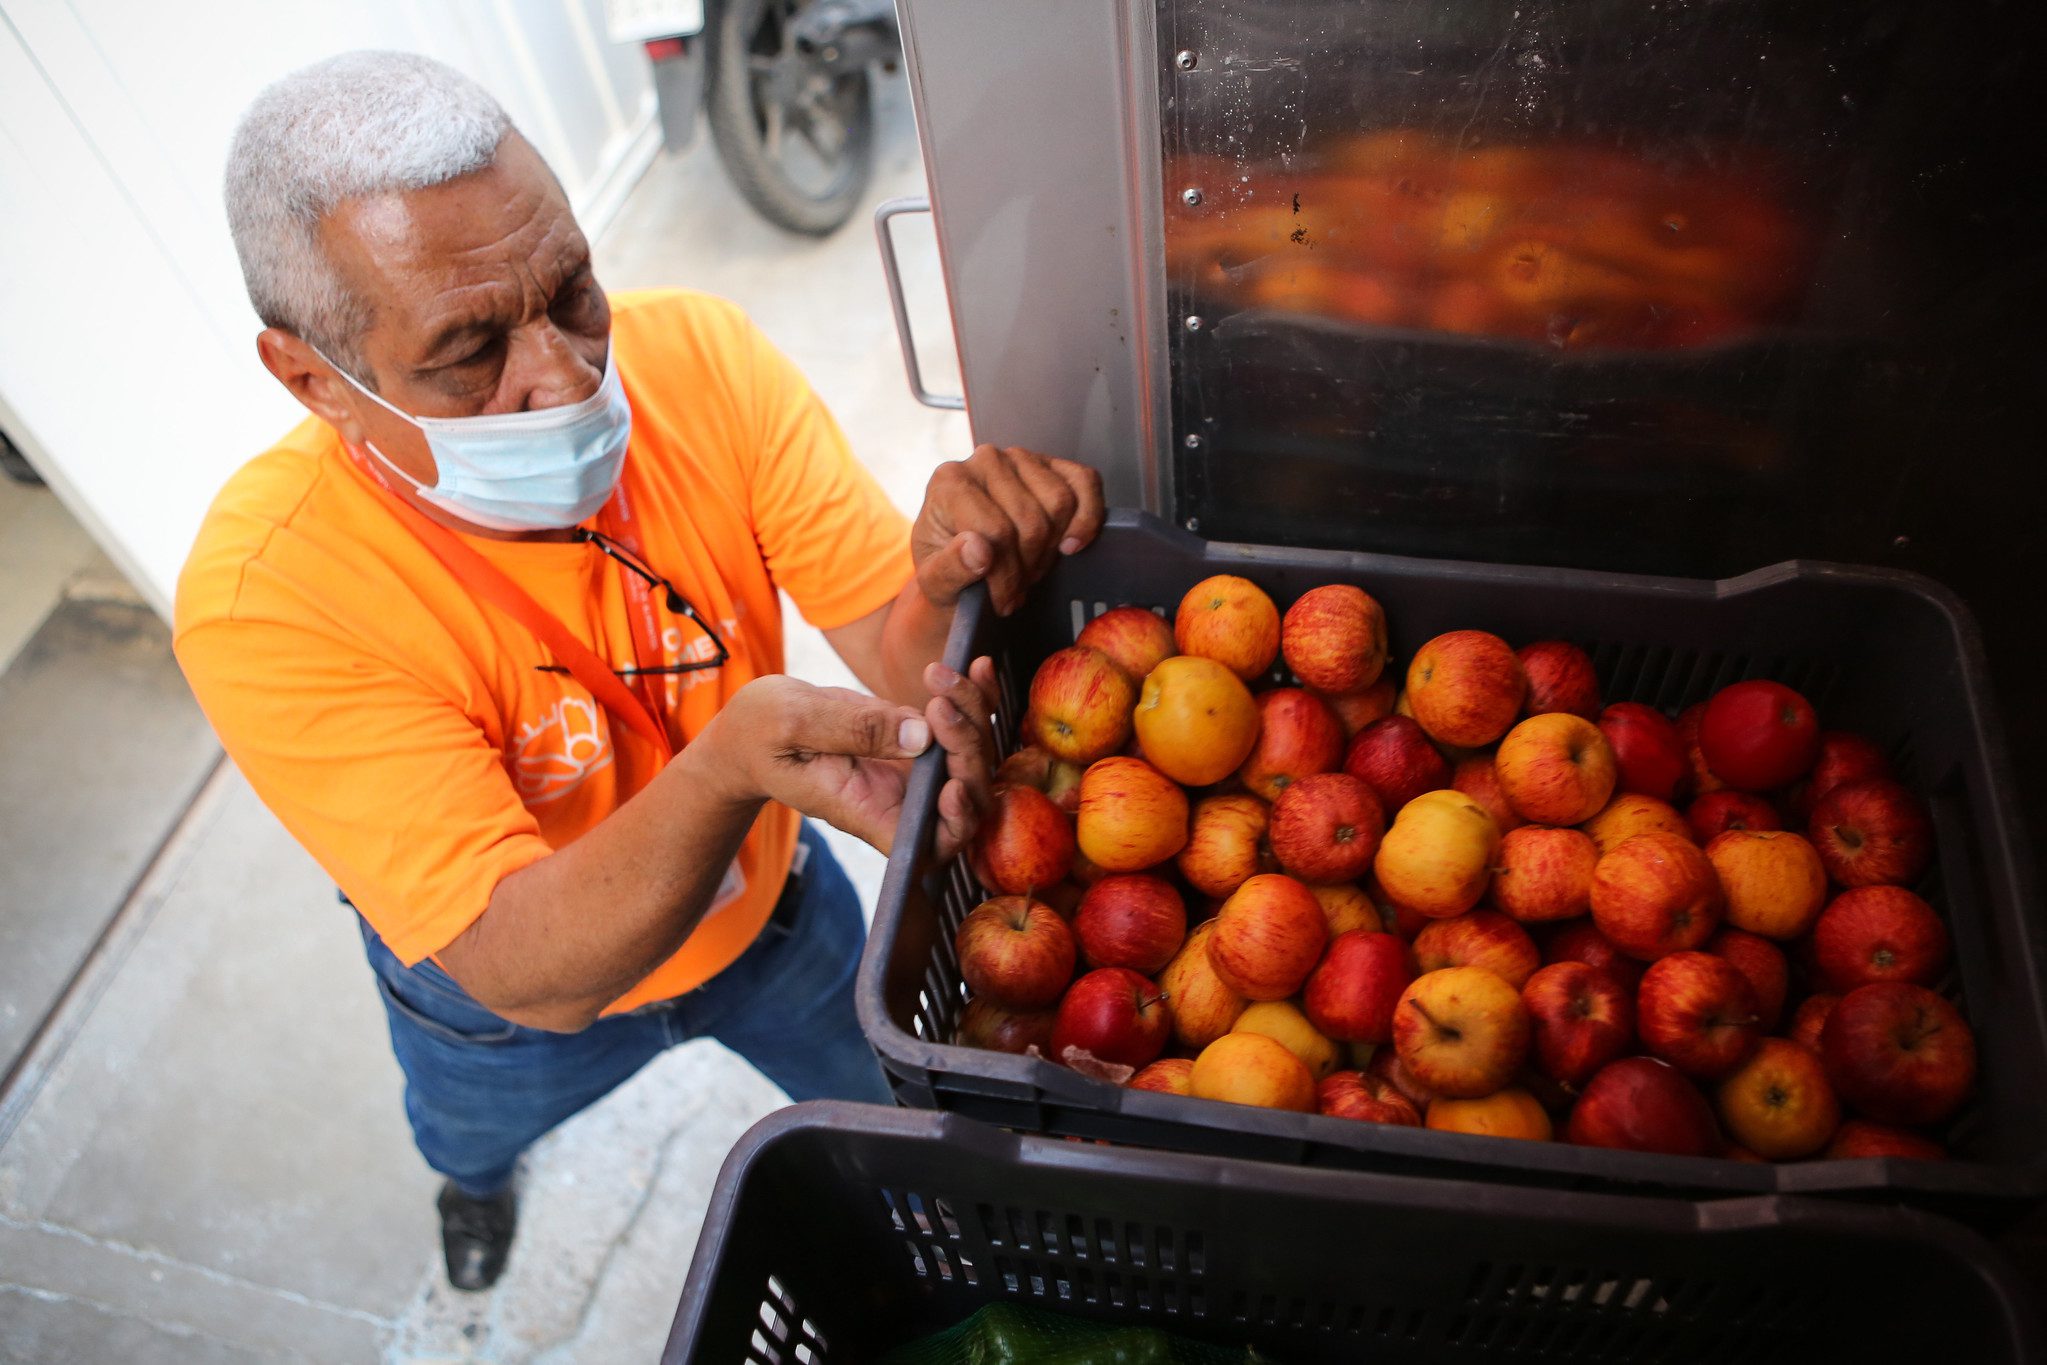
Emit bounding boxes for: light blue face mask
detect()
[326,347,632,532]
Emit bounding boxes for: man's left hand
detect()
[911,445,1106,616]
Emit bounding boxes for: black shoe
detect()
[437,1180,517,1291]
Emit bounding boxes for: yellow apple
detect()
[1372,789,1501,919]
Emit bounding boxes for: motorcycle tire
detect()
[705,0,876,237]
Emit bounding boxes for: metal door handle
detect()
[874,196,965,411]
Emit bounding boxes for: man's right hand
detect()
[706,661,999,858]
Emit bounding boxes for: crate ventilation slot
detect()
[743,1275,826,1365]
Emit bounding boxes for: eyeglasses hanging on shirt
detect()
[532,528,731,679]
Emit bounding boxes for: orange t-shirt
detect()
[173,290,913,1012]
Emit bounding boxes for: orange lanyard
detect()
[349,448,676,763]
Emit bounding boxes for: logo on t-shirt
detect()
[511,696,613,805]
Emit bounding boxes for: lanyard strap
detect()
[599,478,672,728]
[349,449,674,762]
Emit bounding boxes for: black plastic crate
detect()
[854,509,2046,1210]
[662,1103,2043,1363]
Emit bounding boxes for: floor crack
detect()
[1,1282,322,1362]
[1,1210,398,1329]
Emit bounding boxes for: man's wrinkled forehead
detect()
[315,136,590,347]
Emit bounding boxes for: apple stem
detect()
[1407,998,1461,1039]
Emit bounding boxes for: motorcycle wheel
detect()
[705,0,875,236]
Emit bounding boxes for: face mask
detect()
[325,347,632,532]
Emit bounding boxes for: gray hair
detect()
[223,51,513,382]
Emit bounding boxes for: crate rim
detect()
[854,509,2047,1202]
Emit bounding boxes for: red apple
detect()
[1392,966,1531,1098]
[1590,833,1724,960]
[1366,1044,1439,1111]
[1073,874,1187,974]
[1027,645,1136,765]
[995,745,1085,815]
[1370,875,1431,940]
[1676,702,1724,797]
[1281,584,1389,694]
[1808,778,1933,888]
[1496,713,1619,826]
[1406,630,1528,748]
[1175,575,1281,681]
[1544,920,1644,993]
[1303,930,1414,1043]
[1598,702,1688,804]
[1490,825,1599,924]
[1522,961,1634,1089]
[1237,688,1345,800]
[1821,982,1977,1126]
[1566,1057,1721,1156]
[1343,716,1454,814]
[1317,1069,1422,1125]
[1699,680,1821,791]
[1076,757,1189,872]
[1318,677,1398,740]
[1716,1037,1842,1160]
[1413,910,1541,989]
[1795,730,1893,821]
[1686,789,1781,844]
[1705,928,1789,1032]
[1637,951,1763,1079]
[955,896,1077,1009]
[969,783,1077,896]
[1812,886,1950,990]
[1158,920,1247,1049]
[1453,755,1526,835]
[1788,993,1840,1054]
[1050,967,1171,1070]
[1517,640,1601,720]
[1207,873,1329,1001]
[1581,793,1694,857]
[1177,793,1274,900]
[1127,1056,1195,1095]
[1270,772,1386,883]
[955,996,1057,1055]
[1824,1118,1947,1160]
[1076,605,1176,684]
[1309,882,1383,938]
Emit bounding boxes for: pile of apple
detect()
[952,575,1975,1165]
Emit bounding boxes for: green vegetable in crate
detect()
[878,1302,1283,1364]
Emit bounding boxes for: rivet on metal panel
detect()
[1174,50,1197,70]
[1183,433,1203,450]
[1184,315,1205,332]
[1184,517,1201,532]
[1181,187,1203,207]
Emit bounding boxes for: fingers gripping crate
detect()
[662,1103,2044,1363]
[853,510,2047,1209]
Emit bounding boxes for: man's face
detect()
[310,134,611,488]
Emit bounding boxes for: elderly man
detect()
[175,51,1099,1292]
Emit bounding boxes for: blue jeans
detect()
[358,823,892,1196]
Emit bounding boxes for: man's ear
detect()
[257,328,366,444]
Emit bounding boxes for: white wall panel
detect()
[0,0,657,612]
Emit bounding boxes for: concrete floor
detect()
[0,72,969,1363]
